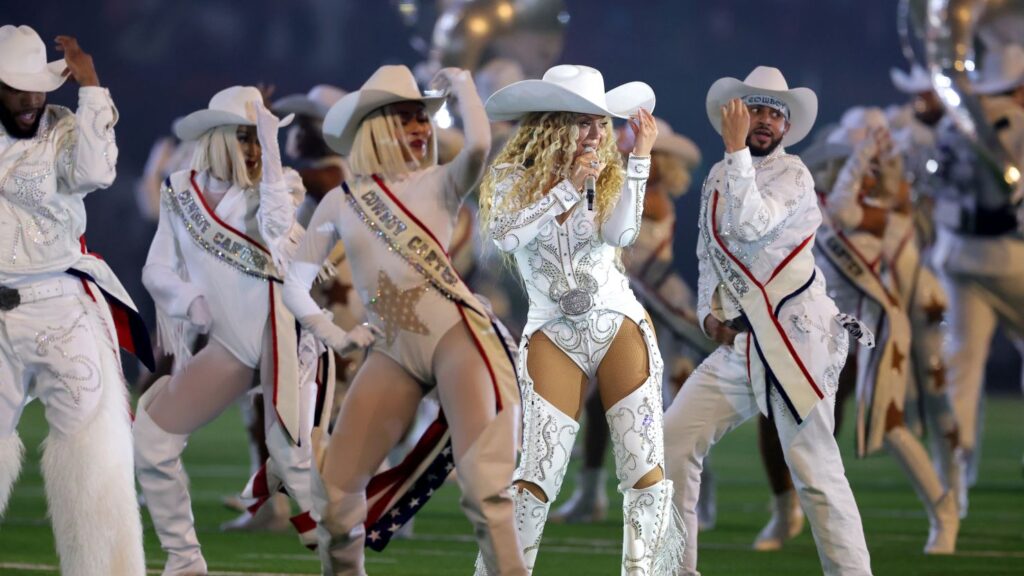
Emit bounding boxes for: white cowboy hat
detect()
[322,65,445,155]
[174,85,294,141]
[972,43,1024,95]
[272,84,347,121]
[0,25,67,93]
[890,64,932,94]
[653,118,700,166]
[826,106,888,147]
[706,66,818,147]
[484,64,656,121]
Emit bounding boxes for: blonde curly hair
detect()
[479,111,624,234]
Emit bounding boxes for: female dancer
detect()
[479,64,683,574]
[282,65,526,575]
[136,86,353,574]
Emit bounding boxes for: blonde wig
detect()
[479,111,624,234]
[347,105,437,178]
[191,125,258,188]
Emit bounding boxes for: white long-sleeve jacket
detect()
[490,155,650,335]
[696,146,826,334]
[0,87,118,282]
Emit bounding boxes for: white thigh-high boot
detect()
[460,408,528,575]
[0,433,24,518]
[885,427,959,554]
[43,345,146,575]
[311,466,368,576]
[476,342,579,575]
[134,378,207,575]
[606,321,684,576]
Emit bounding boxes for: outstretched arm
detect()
[434,68,492,200]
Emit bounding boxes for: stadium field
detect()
[1,396,1022,575]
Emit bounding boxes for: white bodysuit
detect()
[490,155,651,378]
[143,168,304,368]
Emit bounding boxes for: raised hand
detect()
[629,107,658,157]
[720,98,750,153]
[247,99,283,183]
[55,36,99,87]
[429,67,468,94]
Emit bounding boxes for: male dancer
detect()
[931,42,1024,514]
[0,25,150,574]
[663,66,872,575]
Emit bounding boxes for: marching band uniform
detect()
[813,107,959,554]
[930,43,1024,515]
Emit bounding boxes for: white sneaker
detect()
[752,490,804,551]
[219,493,291,533]
[549,468,608,524]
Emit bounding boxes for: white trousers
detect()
[664,344,872,576]
[941,270,1024,453]
[0,283,146,575]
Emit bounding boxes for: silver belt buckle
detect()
[558,287,594,316]
[0,285,21,311]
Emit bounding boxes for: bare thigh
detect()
[432,321,499,462]
[320,351,424,492]
[145,339,254,435]
[596,318,663,487]
[525,331,588,419]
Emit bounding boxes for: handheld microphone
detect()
[585,175,596,211]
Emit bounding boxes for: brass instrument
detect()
[924,0,1023,201]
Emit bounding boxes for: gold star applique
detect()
[884,401,905,432]
[367,270,430,345]
[928,363,947,392]
[890,343,906,374]
[922,296,946,325]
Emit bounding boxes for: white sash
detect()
[816,207,911,457]
[163,171,302,443]
[702,190,824,423]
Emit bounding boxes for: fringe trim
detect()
[0,433,24,517]
[155,308,196,374]
[652,497,686,576]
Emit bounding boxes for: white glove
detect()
[300,312,382,356]
[248,99,284,185]
[187,295,213,334]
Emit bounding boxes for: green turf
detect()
[2,396,1022,575]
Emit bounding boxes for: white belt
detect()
[0,276,84,311]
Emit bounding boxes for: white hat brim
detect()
[485,79,655,121]
[705,77,818,147]
[972,75,1024,95]
[653,132,700,166]
[800,141,852,171]
[323,89,445,155]
[174,108,294,141]
[0,59,68,93]
[272,94,329,120]
[890,67,932,94]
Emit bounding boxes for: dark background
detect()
[6,0,1020,392]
